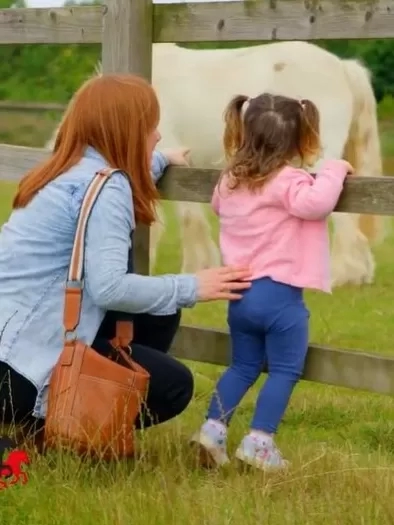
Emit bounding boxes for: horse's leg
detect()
[314,103,368,288]
[344,63,388,254]
[330,60,387,287]
[331,123,380,287]
[330,213,374,287]
[176,201,221,273]
[156,137,221,273]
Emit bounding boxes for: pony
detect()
[46,41,386,287]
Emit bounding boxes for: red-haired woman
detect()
[0,74,251,441]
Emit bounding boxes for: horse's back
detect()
[153,42,354,166]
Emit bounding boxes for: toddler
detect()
[190,93,353,471]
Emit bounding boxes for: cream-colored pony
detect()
[46,41,386,287]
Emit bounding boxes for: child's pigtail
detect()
[223,94,250,161]
[299,98,321,165]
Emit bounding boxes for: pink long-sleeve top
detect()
[211,159,349,293]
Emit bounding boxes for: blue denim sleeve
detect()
[83,172,197,314]
[151,150,169,183]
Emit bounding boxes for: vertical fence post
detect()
[102,0,153,275]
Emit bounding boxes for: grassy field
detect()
[0,112,394,523]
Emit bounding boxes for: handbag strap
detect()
[63,167,133,348]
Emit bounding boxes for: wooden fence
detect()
[0,101,66,112]
[1,0,394,396]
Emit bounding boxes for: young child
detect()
[190,93,353,471]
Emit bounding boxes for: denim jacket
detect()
[0,147,197,418]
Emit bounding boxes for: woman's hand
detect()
[161,148,191,167]
[195,265,253,302]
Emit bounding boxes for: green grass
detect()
[0,117,394,524]
[0,109,60,148]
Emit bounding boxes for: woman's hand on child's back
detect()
[195,266,252,302]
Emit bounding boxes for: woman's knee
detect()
[136,356,194,428]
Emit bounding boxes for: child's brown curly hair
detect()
[222,93,321,191]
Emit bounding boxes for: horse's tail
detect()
[341,58,388,245]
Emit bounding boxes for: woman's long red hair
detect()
[13,74,160,225]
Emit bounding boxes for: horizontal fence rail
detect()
[154,0,394,43]
[0,6,103,44]
[173,326,394,396]
[0,143,394,215]
[1,0,394,45]
[0,101,66,112]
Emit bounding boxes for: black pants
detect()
[0,309,193,433]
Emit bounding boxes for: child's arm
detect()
[276,160,350,220]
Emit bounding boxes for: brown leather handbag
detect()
[44,168,150,460]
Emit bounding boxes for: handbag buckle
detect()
[113,343,132,358]
[64,329,77,343]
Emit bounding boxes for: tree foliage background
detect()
[0,0,393,105]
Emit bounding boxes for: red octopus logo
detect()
[0,437,30,490]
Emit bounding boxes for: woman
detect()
[0,74,251,442]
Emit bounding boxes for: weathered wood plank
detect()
[158,168,394,216]
[1,144,394,215]
[102,0,153,78]
[154,0,394,42]
[0,144,46,179]
[0,6,103,44]
[172,325,394,396]
[2,1,394,46]
[101,0,153,276]
[0,101,66,112]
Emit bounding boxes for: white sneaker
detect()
[235,434,289,471]
[190,420,230,468]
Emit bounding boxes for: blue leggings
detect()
[206,277,309,434]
